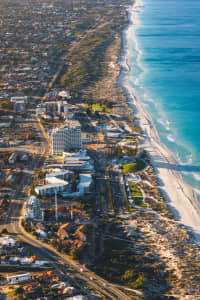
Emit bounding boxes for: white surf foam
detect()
[167,134,175,143]
[192,173,200,181]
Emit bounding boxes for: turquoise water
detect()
[129,0,200,197]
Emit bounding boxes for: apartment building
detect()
[36,101,68,118]
[51,120,82,155]
[23,195,42,221]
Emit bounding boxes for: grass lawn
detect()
[129,181,146,208]
[50,155,63,159]
[122,163,137,174]
[129,181,142,197]
[122,159,146,174]
[124,137,136,142]
[84,103,111,113]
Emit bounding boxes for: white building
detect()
[23,195,42,221]
[58,90,70,98]
[45,170,69,180]
[51,120,82,155]
[35,183,68,196]
[36,229,47,239]
[77,173,92,195]
[9,152,18,164]
[10,96,28,103]
[7,273,31,284]
[0,236,19,248]
[64,149,92,162]
[35,171,70,196]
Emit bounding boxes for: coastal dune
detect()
[120,1,200,242]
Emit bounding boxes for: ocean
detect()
[129,0,200,198]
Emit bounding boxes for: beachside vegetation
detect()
[124,137,136,142]
[122,159,146,174]
[129,181,142,197]
[54,0,128,95]
[84,103,111,113]
[57,24,116,92]
[91,222,169,295]
[122,146,137,157]
[129,182,146,207]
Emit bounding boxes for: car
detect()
[103,283,107,287]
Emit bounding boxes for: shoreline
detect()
[119,1,200,243]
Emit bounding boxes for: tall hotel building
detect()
[51,120,82,155]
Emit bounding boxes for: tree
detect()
[70,248,79,260]
[37,168,44,179]
[122,270,134,282]
[1,228,8,235]
[50,239,57,248]
[15,287,24,295]
[30,183,36,194]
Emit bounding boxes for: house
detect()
[35,270,60,281]
[36,229,47,239]
[74,240,85,251]
[0,236,19,248]
[10,257,20,264]
[75,225,87,242]
[63,286,75,296]
[23,284,38,293]
[20,257,31,265]
[9,152,18,164]
[57,223,72,240]
[76,231,87,243]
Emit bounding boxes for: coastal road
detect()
[108,169,124,214]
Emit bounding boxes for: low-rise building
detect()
[35,182,69,196]
[35,171,70,196]
[36,229,47,239]
[58,90,70,99]
[36,101,68,118]
[46,170,69,180]
[7,273,31,284]
[46,161,94,173]
[0,236,19,248]
[14,101,26,113]
[10,96,28,103]
[9,152,18,164]
[57,223,72,240]
[77,173,92,195]
[64,149,93,163]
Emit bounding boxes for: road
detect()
[3,112,131,300]
[108,169,124,214]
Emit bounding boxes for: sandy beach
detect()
[119,1,200,242]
